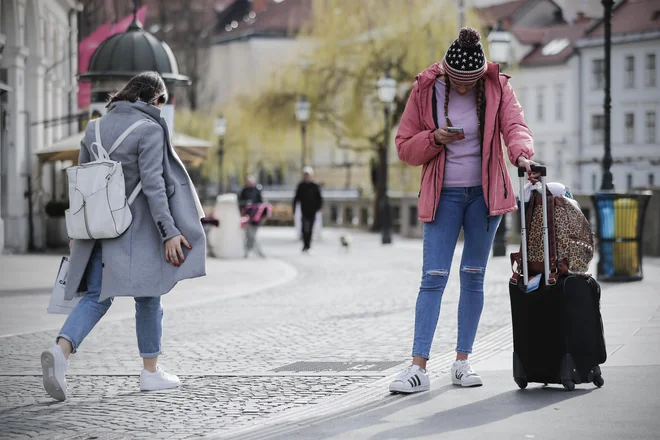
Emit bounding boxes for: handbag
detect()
[47,257,83,315]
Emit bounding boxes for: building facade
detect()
[575,0,660,191]
[508,21,593,190]
[495,0,659,193]
[1,0,80,254]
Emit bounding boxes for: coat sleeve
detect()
[238,188,247,207]
[395,83,443,167]
[137,123,181,242]
[292,184,301,211]
[316,185,323,211]
[499,79,534,166]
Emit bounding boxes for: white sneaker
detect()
[41,345,68,401]
[140,366,181,391]
[389,365,430,394]
[451,359,483,387]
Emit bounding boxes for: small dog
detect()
[340,234,351,252]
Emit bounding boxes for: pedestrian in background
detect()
[238,175,263,208]
[293,167,323,253]
[389,28,538,393]
[239,176,267,258]
[41,72,207,402]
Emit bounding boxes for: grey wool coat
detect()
[64,101,207,302]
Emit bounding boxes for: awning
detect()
[36,130,214,166]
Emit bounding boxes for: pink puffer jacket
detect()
[396,62,534,222]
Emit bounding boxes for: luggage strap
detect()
[509,251,559,286]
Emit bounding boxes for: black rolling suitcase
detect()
[509,166,607,391]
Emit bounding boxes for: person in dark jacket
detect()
[238,176,263,208]
[293,167,323,253]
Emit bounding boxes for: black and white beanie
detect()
[441,27,488,86]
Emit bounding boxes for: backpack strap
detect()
[107,119,150,206]
[127,182,142,206]
[95,117,102,146]
[108,119,149,155]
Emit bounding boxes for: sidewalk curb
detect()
[203,324,513,440]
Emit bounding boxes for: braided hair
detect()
[443,73,485,141]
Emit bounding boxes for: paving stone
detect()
[0,228,515,438]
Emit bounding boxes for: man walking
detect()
[293,167,323,253]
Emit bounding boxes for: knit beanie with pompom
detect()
[441,27,488,86]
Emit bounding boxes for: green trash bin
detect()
[592,191,653,281]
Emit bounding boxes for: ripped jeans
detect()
[412,186,501,359]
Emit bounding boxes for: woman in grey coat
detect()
[41,72,206,401]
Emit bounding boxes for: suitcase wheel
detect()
[593,375,604,388]
[514,378,528,389]
[562,380,575,391]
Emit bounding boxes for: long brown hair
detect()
[106,71,168,108]
[443,73,485,141]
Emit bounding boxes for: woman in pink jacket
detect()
[390,27,538,393]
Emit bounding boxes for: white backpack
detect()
[65,118,148,240]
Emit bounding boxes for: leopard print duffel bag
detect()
[511,190,595,284]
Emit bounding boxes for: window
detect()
[519,87,528,117]
[627,174,633,191]
[555,84,564,121]
[646,54,656,87]
[649,173,655,187]
[592,59,605,89]
[591,114,605,144]
[592,173,597,192]
[536,87,544,122]
[647,111,657,144]
[625,113,635,144]
[409,206,418,227]
[555,148,562,176]
[534,142,545,163]
[624,55,635,88]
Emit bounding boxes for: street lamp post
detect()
[377,72,397,245]
[295,95,311,172]
[487,23,513,256]
[487,21,512,66]
[600,0,614,191]
[215,116,227,195]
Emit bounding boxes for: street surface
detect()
[1,227,658,439]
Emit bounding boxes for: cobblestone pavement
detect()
[0,227,515,438]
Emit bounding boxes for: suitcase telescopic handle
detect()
[517,165,547,177]
[517,165,551,287]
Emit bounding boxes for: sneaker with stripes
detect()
[451,359,483,387]
[389,364,430,394]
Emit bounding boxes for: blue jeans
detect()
[58,245,163,358]
[412,186,501,359]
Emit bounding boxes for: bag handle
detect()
[88,119,110,161]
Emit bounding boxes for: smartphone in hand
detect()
[446,126,464,135]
